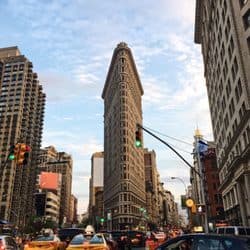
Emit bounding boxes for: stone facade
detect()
[102,42,145,230]
[195,0,250,226]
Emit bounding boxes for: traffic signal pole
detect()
[137,124,201,177]
[136,123,209,233]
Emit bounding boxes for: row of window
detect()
[223,187,237,210]
[4,63,25,71]
[219,125,250,181]
[217,100,246,155]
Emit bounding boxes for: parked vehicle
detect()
[0,235,19,250]
[155,233,250,250]
[215,226,250,236]
[24,234,66,250]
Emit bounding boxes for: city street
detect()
[0,0,249,241]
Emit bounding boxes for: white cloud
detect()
[142,77,170,105]
[63,117,73,120]
[1,0,213,215]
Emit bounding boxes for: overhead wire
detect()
[143,125,194,154]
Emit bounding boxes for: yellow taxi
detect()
[66,234,90,250]
[24,234,66,250]
[78,233,112,250]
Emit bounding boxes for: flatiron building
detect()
[102,42,146,230]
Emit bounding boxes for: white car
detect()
[152,231,166,242]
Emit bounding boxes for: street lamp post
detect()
[171,177,187,194]
[171,177,188,228]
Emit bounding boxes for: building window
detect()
[232,57,238,80]
[229,98,235,117]
[237,78,243,99]
[240,0,248,7]
[243,9,250,29]
[226,79,231,98]
[247,37,250,53]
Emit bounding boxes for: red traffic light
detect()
[17,143,30,166]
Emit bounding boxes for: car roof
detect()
[166,233,250,241]
[0,235,12,238]
[216,226,250,228]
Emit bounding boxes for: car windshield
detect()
[34,235,54,241]
[58,228,84,241]
[70,234,86,245]
[111,231,122,240]
[89,235,104,244]
[128,231,144,237]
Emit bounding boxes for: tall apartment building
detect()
[144,149,160,228]
[89,152,104,227]
[194,1,250,225]
[38,146,73,225]
[102,42,145,230]
[0,46,45,225]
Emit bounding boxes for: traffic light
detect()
[196,204,206,214]
[100,218,105,223]
[8,145,16,160]
[17,143,30,166]
[191,204,197,213]
[8,144,19,161]
[135,127,142,148]
[181,195,187,208]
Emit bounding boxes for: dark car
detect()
[102,233,118,250]
[108,231,128,249]
[155,233,250,250]
[58,228,84,244]
[0,235,19,250]
[108,230,146,248]
[126,230,146,248]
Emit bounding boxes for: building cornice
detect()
[194,0,202,44]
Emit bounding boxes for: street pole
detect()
[171,177,188,228]
[137,124,201,178]
[137,124,208,232]
[195,138,209,233]
[171,177,187,194]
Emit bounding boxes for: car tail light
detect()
[136,234,142,237]
[0,240,5,250]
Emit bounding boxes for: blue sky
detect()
[0,0,213,214]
